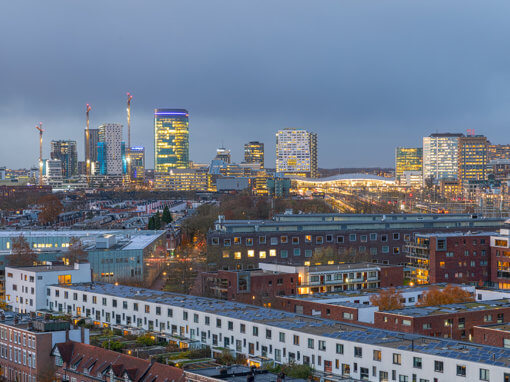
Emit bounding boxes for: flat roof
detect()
[474,323,510,333]
[382,299,510,317]
[52,282,510,368]
[6,264,84,273]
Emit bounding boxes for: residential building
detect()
[52,341,184,382]
[395,147,422,182]
[374,299,510,342]
[277,284,475,324]
[43,159,63,186]
[257,262,403,294]
[50,140,78,178]
[0,314,88,382]
[207,214,504,269]
[244,141,264,169]
[276,129,317,178]
[473,323,510,348]
[154,108,189,175]
[193,268,297,307]
[406,232,493,285]
[458,135,488,188]
[98,123,126,176]
[47,282,510,381]
[129,146,145,184]
[423,133,463,182]
[5,263,91,313]
[491,228,510,289]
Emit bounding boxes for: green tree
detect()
[148,216,155,230]
[154,212,162,230]
[9,234,37,267]
[162,205,173,224]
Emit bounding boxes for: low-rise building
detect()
[52,340,184,382]
[406,232,493,285]
[491,228,510,289]
[5,263,91,313]
[47,282,510,381]
[374,299,510,341]
[0,313,88,382]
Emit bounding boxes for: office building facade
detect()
[276,129,317,178]
[50,140,78,178]
[395,147,422,182]
[458,135,488,187]
[129,146,145,183]
[154,109,189,174]
[97,123,125,176]
[244,141,264,168]
[423,133,463,182]
[84,128,100,163]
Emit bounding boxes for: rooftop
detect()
[474,323,510,333]
[52,282,510,368]
[5,264,86,273]
[382,299,510,317]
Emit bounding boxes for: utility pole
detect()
[85,103,92,183]
[35,123,44,186]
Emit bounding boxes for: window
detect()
[234,252,241,259]
[293,335,299,345]
[281,236,288,244]
[270,237,278,245]
[246,238,253,246]
[247,250,255,257]
[326,234,333,242]
[337,236,344,243]
[57,275,72,284]
[354,347,362,358]
[413,357,422,369]
[259,251,266,259]
[265,329,271,339]
[167,308,173,317]
[318,340,326,351]
[456,365,466,377]
[216,318,221,328]
[292,237,299,244]
[381,234,388,242]
[293,248,300,256]
[360,235,368,242]
[155,306,161,315]
[349,234,357,242]
[269,249,276,257]
[382,246,389,253]
[304,249,312,257]
[228,321,233,330]
[305,235,312,243]
[316,236,323,244]
[393,233,400,240]
[234,237,241,245]
[133,303,138,311]
[253,326,258,336]
[211,237,219,245]
[259,236,266,244]
[393,353,401,365]
[280,250,288,258]
[307,338,314,349]
[479,368,489,381]
[373,350,381,361]
[434,361,443,373]
[145,305,150,313]
[279,332,285,342]
[422,323,431,330]
[484,314,492,322]
[223,239,231,247]
[402,319,411,326]
[336,343,344,354]
[370,233,377,241]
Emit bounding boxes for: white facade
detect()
[401,171,423,188]
[99,123,124,175]
[423,134,462,182]
[44,159,62,186]
[276,129,317,177]
[47,283,510,382]
[5,263,91,313]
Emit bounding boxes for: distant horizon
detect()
[2,1,510,169]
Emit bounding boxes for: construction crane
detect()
[35,123,44,186]
[85,103,91,183]
[126,92,133,182]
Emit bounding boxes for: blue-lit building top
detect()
[154,109,189,174]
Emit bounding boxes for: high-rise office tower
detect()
[84,128,100,163]
[50,140,78,178]
[154,109,189,174]
[276,128,318,178]
[215,147,231,164]
[129,146,145,183]
[244,141,264,168]
[458,135,488,187]
[97,123,125,176]
[395,147,423,182]
[423,133,463,182]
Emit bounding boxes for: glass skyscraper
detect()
[154,109,189,173]
[423,133,463,182]
[395,147,423,181]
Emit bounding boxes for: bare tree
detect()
[63,237,88,264]
[9,234,37,267]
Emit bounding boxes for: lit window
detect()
[247,250,255,257]
[234,252,241,259]
[269,250,276,257]
[259,251,266,259]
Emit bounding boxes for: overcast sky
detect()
[2,0,510,169]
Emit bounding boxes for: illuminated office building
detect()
[395,147,422,182]
[423,133,462,182]
[50,140,78,178]
[154,109,189,174]
[488,144,510,161]
[244,141,264,168]
[276,129,318,178]
[458,135,488,187]
[97,123,125,176]
[215,147,231,164]
[129,146,145,183]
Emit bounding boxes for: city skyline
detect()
[3,1,510,169]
